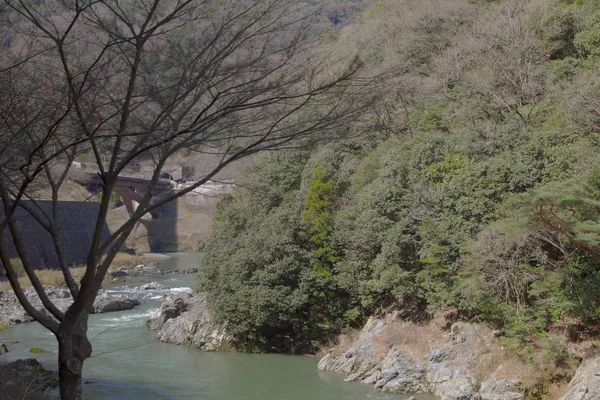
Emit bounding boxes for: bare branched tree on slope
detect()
[0,1,373,398]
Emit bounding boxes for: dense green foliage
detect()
[198,0,600,353]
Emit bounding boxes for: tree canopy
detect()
[198,0,600,363]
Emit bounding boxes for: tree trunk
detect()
[58,315,93,400]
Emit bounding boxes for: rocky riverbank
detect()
[144,293,600,400]
[108,263,198,281]
[0,284,165,326]
[316,313,600,400]
[317,315,526,400]
[144,296,530,398]
[146,292,232,351]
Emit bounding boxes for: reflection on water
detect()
[0,253,438,400]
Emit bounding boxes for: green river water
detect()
[0,253,438,400]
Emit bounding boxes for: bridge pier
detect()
[113,187,162,219]
[77,173,174,220]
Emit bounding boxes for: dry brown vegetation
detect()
[0,267,87,292]
[372,314,452,361]
[32,180,96,203]
[0,252,141,292]
[324,328,362,357]
[475,345,576,399]
[103,253,143,268]
[329,310,580,398]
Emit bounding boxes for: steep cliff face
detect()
[559,356,600,400]
[318,315,529,400]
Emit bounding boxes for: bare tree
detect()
[434,0,572,124]
[0,1,373,398]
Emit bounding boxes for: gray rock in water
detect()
[146,296,188,331]
[92,293,140,313]
[109,269,129,277]
[139,282,169,291]
[378,349,426,394]
[182,267,198,274]
[376,368,399,388]
[559,356,600,400]
[0,342,8,354]
[147,293,232,351]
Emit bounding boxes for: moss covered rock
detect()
[29,347,51,354]
[4,358,58,391]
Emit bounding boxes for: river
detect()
[0,253,437,400]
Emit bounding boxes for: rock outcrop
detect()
[2,358,59,399]
[318,317,525,400]
[147,293,232,351]
[0,285,148,325]
[92,292,140,313]
[559,355,600,400]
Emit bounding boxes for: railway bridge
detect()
[79,173,176,219]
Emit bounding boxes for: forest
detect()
[3,0,600,398]
[197,0,600,359]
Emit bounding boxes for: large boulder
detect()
[146,296,189,331]
[559,355,600,400]
[93,293,140,313]
[109,269,129,277]
[147,293,232,351]
[3,358,59,399]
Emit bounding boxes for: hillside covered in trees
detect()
[198,0,600,361]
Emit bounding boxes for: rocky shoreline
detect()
[316,315,600,400]
[0,260,199,326]
[0,280,172,326]
[146,292,232,351]
[317,316,523,400]
[145,294,600,400]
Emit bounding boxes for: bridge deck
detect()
[80,173,174,193]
